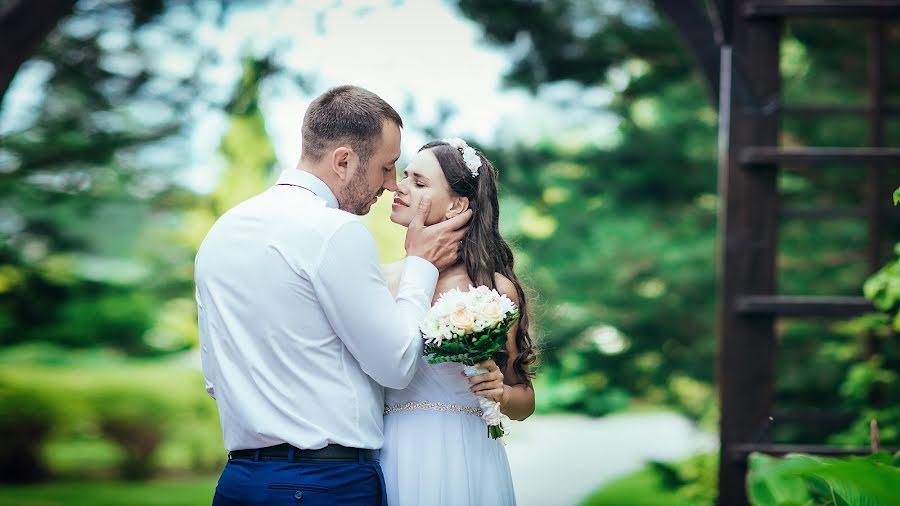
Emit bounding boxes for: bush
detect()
[92,387,170,480]
[582,453,718,506]
[0,381,57,483]
[748,451,900,506]
[0,349,223,480]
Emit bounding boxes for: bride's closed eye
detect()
[401,173,426,188]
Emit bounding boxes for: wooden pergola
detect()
[654,1,900,504]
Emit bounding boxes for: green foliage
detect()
[862,243,900,330]
[0,380,57,483]
[213,57,278,215]
[748,452,900,506]
[671,453,719,506]
[424,313,518,366]
[1,1,190,352]
[92,387,170,480]
[581,467,691,506]
[828,233,900,448]
[0,477,217,506]
[0,2,278,355]
[453,0,900,444]
[0,347,223,480]
[582,453,717,506]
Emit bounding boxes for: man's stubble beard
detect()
[339,161,377,215]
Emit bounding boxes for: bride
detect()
[381,138,537,505]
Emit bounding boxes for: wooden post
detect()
[864,19,887,407]
[716,0,782,504]
[865,20,886,274]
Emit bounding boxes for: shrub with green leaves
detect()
[0,348,223,480]
[92,387,170,480]
[748,451,900,506]
[0,380,57,483]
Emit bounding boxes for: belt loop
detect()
[358,448,365,464]
[253,449,260,461]
[288,446,295,462]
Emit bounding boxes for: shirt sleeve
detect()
[312,220,438,389]
[196,287,216,399]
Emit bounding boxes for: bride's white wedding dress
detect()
[381,356,517,505]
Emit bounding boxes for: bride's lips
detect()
[392,197,409,209]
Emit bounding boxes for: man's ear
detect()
[446,196,470,219]
[330,147,356,181]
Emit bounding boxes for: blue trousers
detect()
[212,454,386,506]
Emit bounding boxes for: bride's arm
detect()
[381,261,404,298]
[496,320,536,421]
[468,276,535,421]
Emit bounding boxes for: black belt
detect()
[228,443,379,462]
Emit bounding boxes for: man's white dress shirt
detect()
[195,169,438,451]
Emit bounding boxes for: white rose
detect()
[479,300,504,322]
[449,308,476,333]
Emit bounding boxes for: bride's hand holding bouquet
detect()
[420,285,519,439]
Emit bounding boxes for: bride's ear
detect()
[445,196,470,219]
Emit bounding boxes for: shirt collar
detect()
[275,169,339,209]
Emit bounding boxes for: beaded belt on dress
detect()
[383,401,484,418]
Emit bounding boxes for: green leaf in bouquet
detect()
[423,313,519,365]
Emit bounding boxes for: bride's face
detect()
[390,149,454,227]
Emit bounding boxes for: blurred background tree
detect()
[0,0,277,355]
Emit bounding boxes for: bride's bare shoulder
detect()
[434,269,518,302]
[433,266,471,302]
[493,273,519,304]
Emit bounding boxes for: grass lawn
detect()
[0,477,218,506]
[580,467,691,506]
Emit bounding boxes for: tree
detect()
[0,0,78,103]
[0,0,267,352]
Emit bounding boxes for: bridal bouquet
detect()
[420,285,519,439]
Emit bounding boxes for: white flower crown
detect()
[442,137,482,177]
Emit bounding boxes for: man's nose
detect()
[384,174,398,192]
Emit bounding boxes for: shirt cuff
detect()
[400,256,439,303]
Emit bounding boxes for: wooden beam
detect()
[740,147,900,166]
[714,0,734,43]
[772,409,857,426]
[779,206,866,219]
[716,1,781,503]
[745,1,900,19]
[866,20,888,273]
[653,0,722,106]
[781,104,900,116]
[736,295,874,318]
[864,19,889,408]
[728,444,881,460]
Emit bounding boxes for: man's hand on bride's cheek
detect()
[405,195,472,271]
[466,360,507,404]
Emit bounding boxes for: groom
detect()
[195,85,471,505]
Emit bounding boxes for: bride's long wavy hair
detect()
[420,141,537,386]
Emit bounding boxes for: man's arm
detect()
[195,287,216,399]
[313,220,437,389]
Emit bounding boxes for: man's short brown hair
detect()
[301,85,403,167]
